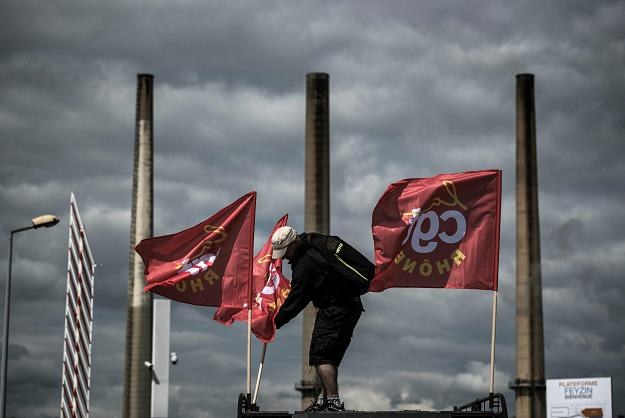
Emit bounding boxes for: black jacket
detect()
[274,233,362,329]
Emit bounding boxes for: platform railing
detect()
[454,393,508,418]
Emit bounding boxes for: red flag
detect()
[215,215,291,343]
[371,170,501,292]
[137,192,256,306]
[250,265,291,342]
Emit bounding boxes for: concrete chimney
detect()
[123,73,154,418]
[296,72,330,408]
[511,73,546,418]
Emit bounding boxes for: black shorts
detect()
[309,304,362,367]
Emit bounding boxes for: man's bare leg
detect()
[316,363,338,397]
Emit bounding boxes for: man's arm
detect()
[274,259,316,328]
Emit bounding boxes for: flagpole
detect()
[489,290,498,394]
[246,192,256,403]
[247,307,252,398]
[252,343,267,404]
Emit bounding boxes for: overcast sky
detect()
[1,1,624,417]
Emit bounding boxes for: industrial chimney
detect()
[511,73,546,418]
[296,72,330,408]
[123,73,154,418]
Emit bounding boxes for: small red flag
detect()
[215,215,291,343]
[370,170,501,292]
[137,192,256,306]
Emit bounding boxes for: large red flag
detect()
[137,191,256,306]
[215,215,291,343]
[371,170,501,292]
[251,265,291,342]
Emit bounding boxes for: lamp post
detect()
[1,214,59,418]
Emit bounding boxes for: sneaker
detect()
[304,398,325,412]
[323,399,345,412]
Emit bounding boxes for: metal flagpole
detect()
[247,308,252,400]
[489,290,498,394]
[245,193,256,406]
[252,343,268,404]
[1,232,15,418]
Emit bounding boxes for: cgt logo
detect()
[176,250,219,276]
[254,263,290,312]
[401,181,468,254]
[174,223,226,275]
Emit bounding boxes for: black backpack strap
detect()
[304,233,330,268]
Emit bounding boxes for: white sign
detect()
[547,377,613,418]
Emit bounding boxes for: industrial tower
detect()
[296,72,330,408]
[511,73,546,418]
[123,74,154,418]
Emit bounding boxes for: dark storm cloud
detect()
[1,0,624,417]
[1,0,356,92]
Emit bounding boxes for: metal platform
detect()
[249,411,500,418]
[251,412,501,417]
[242,393,508,418]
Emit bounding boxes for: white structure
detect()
[546,377,613,418]
[150,298,171,418]
[60,193,95,418]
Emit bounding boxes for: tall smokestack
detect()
[512,73,546,418]
[296,72,329,408]
[123,74,154,418]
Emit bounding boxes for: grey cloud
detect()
[1,0,624,416]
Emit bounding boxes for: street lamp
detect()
[1,214,60,418]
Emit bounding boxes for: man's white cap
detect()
[271,226,298,259]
